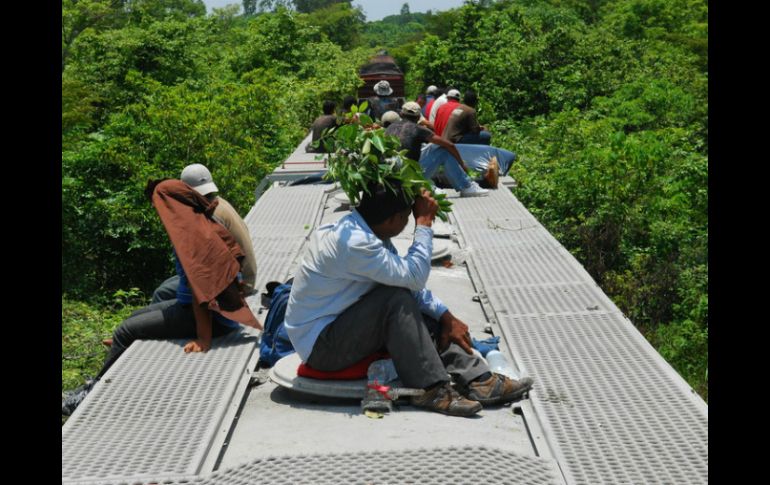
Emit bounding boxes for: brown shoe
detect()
[465,374,534,406]
[484,156,499,189]
[411,383,482,417]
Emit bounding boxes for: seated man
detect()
[306,100,338,153]
[367,80,401,121]
[386,102,488,197]
[151,163,257,303]
[442,90,492,146]
[380,110,401,128]
[421,85,438,117]
[432,88,462,137]
[284,181,534,417]
[62,179,260,416]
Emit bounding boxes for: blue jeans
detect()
[458,131,492,145]
[419,144,472,190]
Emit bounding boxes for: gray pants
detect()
[306,285,489,389]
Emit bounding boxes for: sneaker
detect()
[484,156,499,189]
[62,379,96,416]
[460,181,489,198]
[464,374,534,406]
[411,383,482,417]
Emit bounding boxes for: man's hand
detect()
[183,339,211,353]
[438,311,474,355]
[413,188,439,227]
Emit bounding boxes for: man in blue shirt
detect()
[285,180,534,417]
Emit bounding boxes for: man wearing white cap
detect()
[428,87,458,124]
[151,164,257,302]
[63,168,258,416]
[421,85,438,117]
[432,88,462,137]
[386,102,488,197]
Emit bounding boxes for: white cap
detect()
[400,101,422,117]
[426,85,438,95]
[447,89,461,100]
[381,110,401,125]
[180,163,218,196]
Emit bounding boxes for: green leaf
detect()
[371,135,385,153]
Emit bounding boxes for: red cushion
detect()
[297,351,390,380]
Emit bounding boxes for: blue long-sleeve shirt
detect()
[284,210,448,361]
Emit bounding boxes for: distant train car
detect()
[357,52,405,102]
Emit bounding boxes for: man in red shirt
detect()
[442,90,492,146]
[432,89,462,137]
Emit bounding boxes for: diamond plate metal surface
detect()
[62,330,259,483]
[498,312,707,484]
[471,245,594,287]
[449,188,707,484]
[248,236,305,294]
[244,184,325,234]
[72,446,563,485]
[488,283,619,317]
[456,219,554,250]
[450,186,534,220]
[245,184,326,296]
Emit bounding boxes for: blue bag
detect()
[258,281,295,367]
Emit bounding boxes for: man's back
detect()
[368,96,400,121]
[213,196,257,294]
[433,100,461,137]
[385,120,434,162]
[284,210,434,360]
[308,114,338,153]
[442,104,481,143]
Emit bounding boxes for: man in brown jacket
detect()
[62,178,260,416]
[151,164,257,302]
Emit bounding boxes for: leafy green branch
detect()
[323,103,452,221]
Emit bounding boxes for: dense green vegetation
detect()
[62,0,707,400]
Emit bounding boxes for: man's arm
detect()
[418,117,435,131]
[346,190,438,290]
[438,310,473,355]
[184,293,213,353]
[413,188,438,227]
[430,134,469,173]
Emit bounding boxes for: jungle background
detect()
[62,0,708,400]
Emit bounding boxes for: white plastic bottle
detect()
[485,350,520,380]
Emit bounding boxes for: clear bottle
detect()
[367,359,399,385]
[485,350,520,380]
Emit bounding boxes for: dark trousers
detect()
[151,275,180,303]
[458,131,492,145]
[306,286,489,389]
[97,299,235,379]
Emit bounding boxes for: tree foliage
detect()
[63,5,367,298]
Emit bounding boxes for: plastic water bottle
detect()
[367,359,399,385]
[485,350,519,380]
